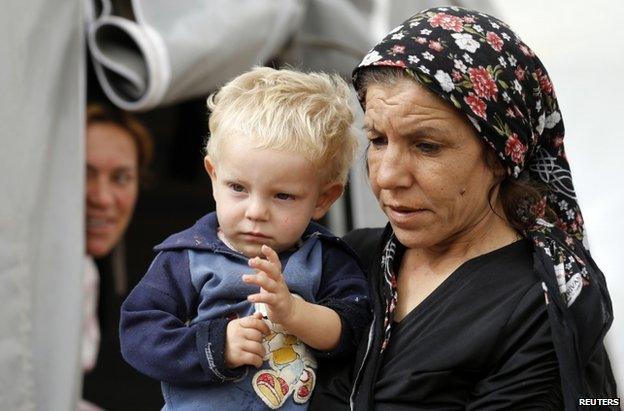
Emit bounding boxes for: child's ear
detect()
[204,155,217,180]
[312,182,344,220]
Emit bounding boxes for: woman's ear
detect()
[483,146,506,182]
[312,182,344,220]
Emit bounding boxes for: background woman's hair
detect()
[357,66,555,233]
[86,103,154,182]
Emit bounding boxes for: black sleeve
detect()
[310,228,386,411]
[466,282,563,410]
[313,239,371,359]
[342,227,386,274]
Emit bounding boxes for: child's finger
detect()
[261,245,281,268]
[240,313,270,335]
[242,327,265,343]
[248,257,280,281]
[252,311,264,320]
[240,340,266,360]
[242,272,278,292]
[238,349,265,368]
[247,292,278,307]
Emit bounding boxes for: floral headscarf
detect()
[354,7,612,395]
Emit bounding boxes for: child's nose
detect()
[245,197,269,221]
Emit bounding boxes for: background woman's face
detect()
[364,78,498,249]
[86,122,139,258]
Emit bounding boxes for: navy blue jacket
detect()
[120,213,371,387]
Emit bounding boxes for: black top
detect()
[311,227,618,411]
[373,237,561,410]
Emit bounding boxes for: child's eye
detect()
[228,183,245,192]
[275,193,294,200]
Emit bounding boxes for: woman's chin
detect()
[390,225,438,249]
[86,237,117,258]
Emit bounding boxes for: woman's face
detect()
[365,78,499,249]
[86,122,139,258]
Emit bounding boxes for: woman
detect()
[311,7,617,410]
[81,103,153,410]
[85,103,152,260]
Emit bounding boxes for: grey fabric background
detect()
[0,1,84,410]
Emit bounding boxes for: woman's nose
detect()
[87,177,115,208]
[245,196,269,221]
[373,144,412,190]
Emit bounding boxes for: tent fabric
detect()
[85,0,376,112]
[85,0,307,111]
[0,1,84,410]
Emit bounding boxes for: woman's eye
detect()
[229,183,245,192]
[275,193,294,200]
[416,142,441,154]
[368,136,387,148]
[112,171,134,186]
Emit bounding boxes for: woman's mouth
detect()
[86,217,116,234]
[385,205,430,224]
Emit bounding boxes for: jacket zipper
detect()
[350,312,375,410]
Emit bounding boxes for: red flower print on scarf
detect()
[428,12,464,32]
[515,65,526,81]
[519,44,534,57]
[391,45,406,55]
[536,68,553,95]
[486,31,504,51]
[464,93,487,120]
[505,132,527,165]
[468,66,498,101]
[373,59,407,68]
[428,40,444,52]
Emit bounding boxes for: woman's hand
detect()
[244,245,298,327]
[224,312,269,369]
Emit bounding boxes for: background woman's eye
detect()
[275,193,293,200]
[112,171,135,186]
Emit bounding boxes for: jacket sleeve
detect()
[120,250,245,385]
[466,282,563,410]
[313,238,372,359]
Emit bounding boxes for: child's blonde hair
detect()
[206,67,358,185]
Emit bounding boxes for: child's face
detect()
[205,141,342,258]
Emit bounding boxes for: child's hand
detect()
[244,245,297,327]
[224,312,270,369]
